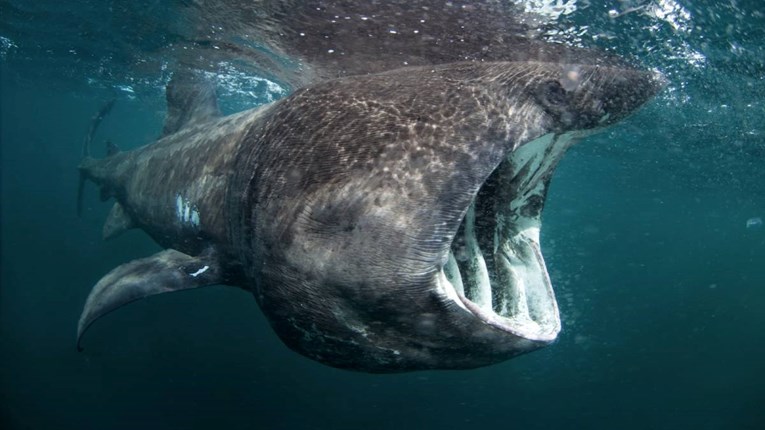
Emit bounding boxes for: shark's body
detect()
[78,2,663,372]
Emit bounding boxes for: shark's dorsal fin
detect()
[161,70,220,138]
[77,249,224,350]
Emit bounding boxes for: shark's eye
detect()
[538,80,568,107]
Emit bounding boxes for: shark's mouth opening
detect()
[438,132,579,342]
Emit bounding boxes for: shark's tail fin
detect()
[77,99,116,217]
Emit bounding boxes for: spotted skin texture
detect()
[78,59,662,372]
[82,105,271,260]
[222,62,660,371]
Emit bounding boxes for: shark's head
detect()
[238,60,664,372]
[529,62,665,132]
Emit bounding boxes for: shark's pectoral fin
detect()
[102,202,135,240]
[77,248,222,351]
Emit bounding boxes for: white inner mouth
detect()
[438,132,578,342]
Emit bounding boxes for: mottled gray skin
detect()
[79,59,661,372]
[228,62,659,370]
[76,0,664,376]
[82,104,269,260]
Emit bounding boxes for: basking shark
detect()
[77,1,663,372]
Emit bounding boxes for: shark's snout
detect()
[595,67,666,127]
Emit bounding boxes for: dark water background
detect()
[1,1,764,429]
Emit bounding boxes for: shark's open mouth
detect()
[438,132,580,342]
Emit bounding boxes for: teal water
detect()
[1,1,764,429]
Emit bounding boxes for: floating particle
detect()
[746,217,762,230]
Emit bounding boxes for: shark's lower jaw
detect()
[439,132,579,342]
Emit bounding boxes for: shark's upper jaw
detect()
[437,131,580,342]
